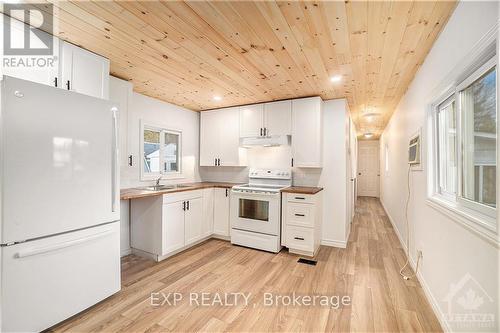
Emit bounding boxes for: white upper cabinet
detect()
[264,100,291,136]
[239,104,264,137]
[200,110,221,166]
[239,101,291,137]
[219,107,241,166]
[200,107,245,167]
[292,97,322,168]
[60,41,110,99]
[2,17,109,99]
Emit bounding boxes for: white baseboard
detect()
[380,199,450,332]
[120,248,132,257]
[321,239,347,248]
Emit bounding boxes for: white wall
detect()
[110,77,201,256]
[380,2,499,332]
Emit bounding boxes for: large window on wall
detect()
[141,123,182,180]
[431,53,497,233]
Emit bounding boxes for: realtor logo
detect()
[443,273,495,330]
[2,3,53,55]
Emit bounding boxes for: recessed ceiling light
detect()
[363,112,380,122]
[364,132,374,139]
[330,75,342,83]
[213,95,222,101]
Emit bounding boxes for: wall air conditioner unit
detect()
[408,129,421,166]
[241,135,290,148]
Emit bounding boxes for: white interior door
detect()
[357,141,380,197]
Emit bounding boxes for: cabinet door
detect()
[200,110,220,166]
[219,107,242,166]
[213,188,230,236]
[264,100,291,136]
[239,104,263,137]
[202,188,214,237]
[162,201,185,255]
[184,197,203,245]
[61,42,110,99]
[292,97,322,167]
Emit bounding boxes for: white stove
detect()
[230,169,291,253]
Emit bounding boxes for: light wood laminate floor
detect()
[50,197,442,332]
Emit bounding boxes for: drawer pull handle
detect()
[295,213,305,217]
[295,197,305,200]
[294,237,305,241]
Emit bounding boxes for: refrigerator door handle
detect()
[15,230,114,258]
[111,107,118,212]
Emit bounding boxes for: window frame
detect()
[456,57,497,219]
[435,93,457,201]
[140,121,183,181]
[428,55,497,239]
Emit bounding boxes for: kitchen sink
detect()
[138,185,175,191]
[175,184,192,188]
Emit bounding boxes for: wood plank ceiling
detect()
[14,1,456,138]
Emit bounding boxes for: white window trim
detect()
[140,120,183,181]
[427,35,498,243]
[456,57,497,219]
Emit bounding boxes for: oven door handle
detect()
[231,190,280,197]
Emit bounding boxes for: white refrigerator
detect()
[0,76,121,332]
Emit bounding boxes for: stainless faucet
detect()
[155,176,162,187]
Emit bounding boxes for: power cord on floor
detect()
[399,164,422,281]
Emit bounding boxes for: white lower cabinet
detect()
[213,188,230,237]
[131,190,205,261]
[162,200,185,254]
[184,197,203,245]
[202,188,215,238]
[282,191,323,257]
[130,187,230,261]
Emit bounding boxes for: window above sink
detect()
[140,120,183,181]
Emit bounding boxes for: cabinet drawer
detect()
[286,203,315,227]
[163,190,203,204]
[287,193,316,204]
[286,226,314,252]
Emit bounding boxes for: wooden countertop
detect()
[120,182,240,200]
[281,186,323,195]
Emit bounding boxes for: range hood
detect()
[241,135,291,147]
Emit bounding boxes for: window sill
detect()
[426,195,499,247]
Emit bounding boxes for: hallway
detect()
[50,197,442,332]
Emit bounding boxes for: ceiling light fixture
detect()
[213,95,222,101]
[330,75,342,83]
[363,112,380,122]
[364,132,374,139]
